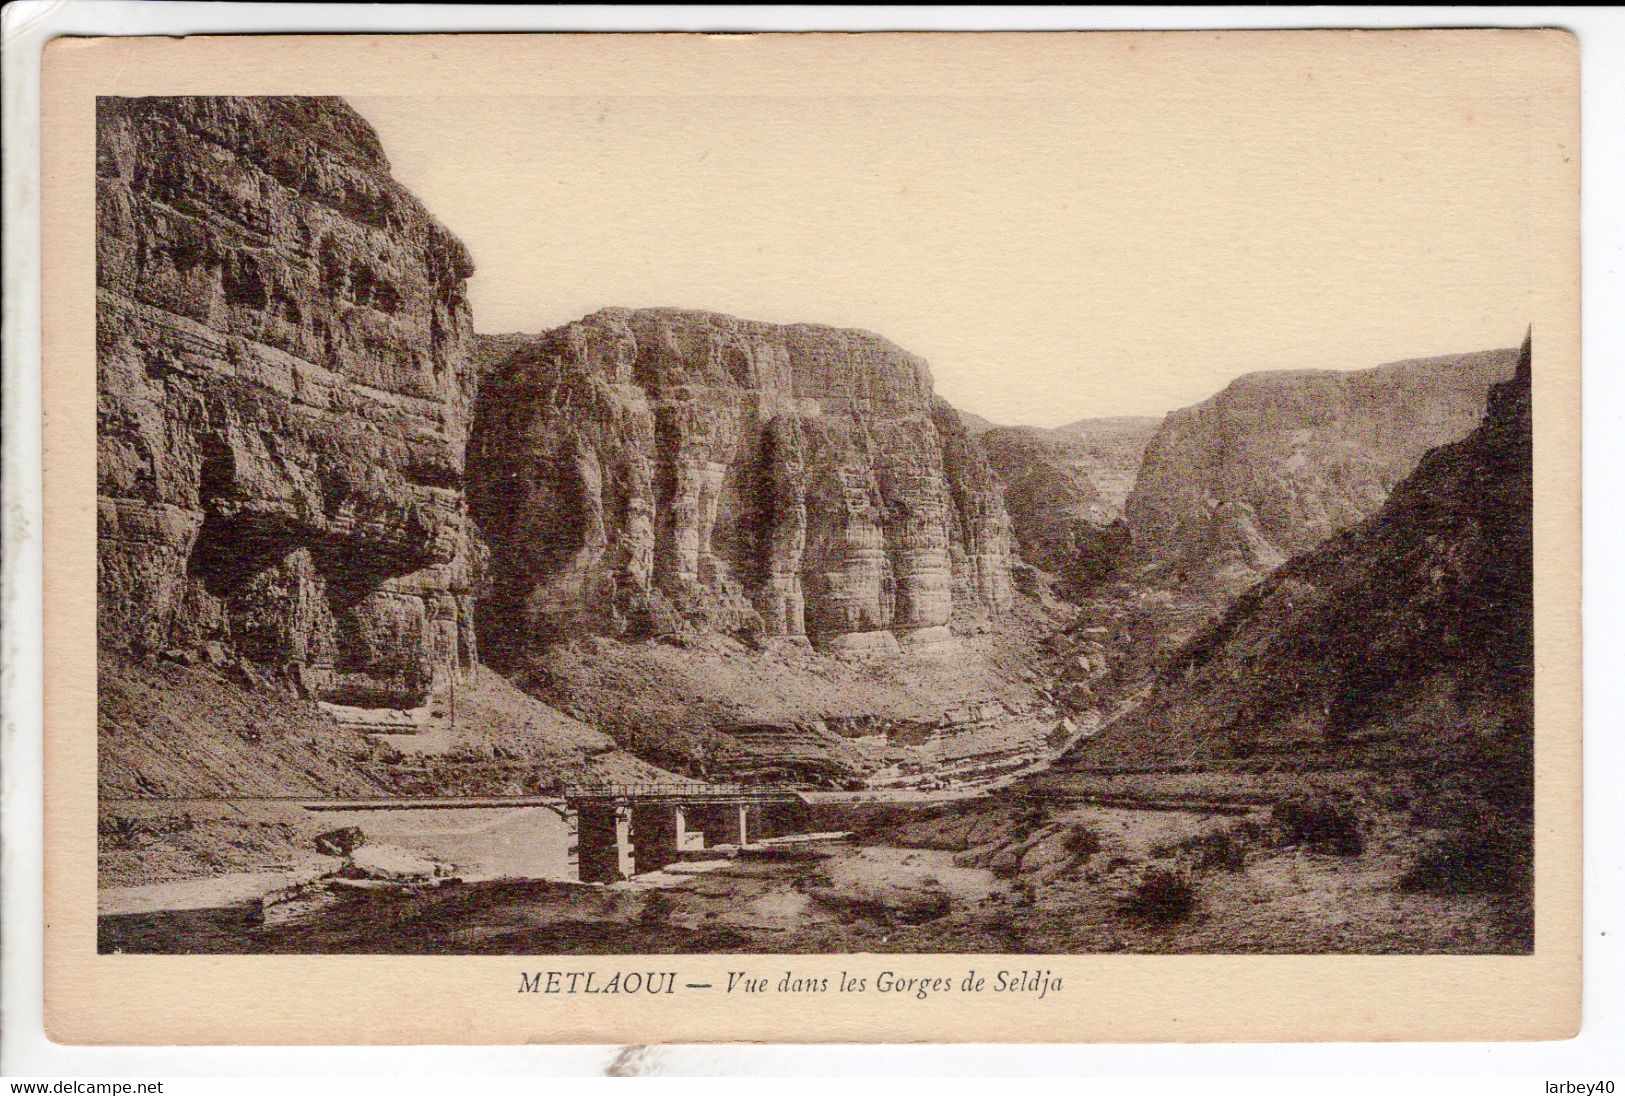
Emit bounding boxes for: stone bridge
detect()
[562,782,807,883]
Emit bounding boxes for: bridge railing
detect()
[561,781,795,800]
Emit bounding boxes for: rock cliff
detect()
[1088,331,1533,763]
[470,309,1014,660]
[96,96,482,709]
[1125,349,1518,594]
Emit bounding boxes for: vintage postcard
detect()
[42,30,1580,1044]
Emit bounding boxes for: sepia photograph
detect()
[29,26,1583,1047]
[93,83,1543,957]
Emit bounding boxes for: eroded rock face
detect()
[1125,349,1518,593]
[97,96,481,708]
[470,309,1013,658]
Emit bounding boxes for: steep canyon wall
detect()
[97,96,482,709]
[471,309,1015,662]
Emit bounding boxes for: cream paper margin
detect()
[40,30,1582,1045]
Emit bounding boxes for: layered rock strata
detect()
[97,96,481,709]
[470,309,1014,659]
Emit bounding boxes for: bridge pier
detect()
[575,800,634,884]
[686,803,752,848]
[631,802,680,874]
[675,805,705,852]
[563,784,804,884]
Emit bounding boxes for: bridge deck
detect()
[561,782,802,804]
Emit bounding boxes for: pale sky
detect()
[349,33,1565,426]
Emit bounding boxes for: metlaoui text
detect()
[520,971,677,995]
[519,968,1062,1000]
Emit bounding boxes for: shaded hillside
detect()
[1089,331,1533,765]
[1125,349,1518,595]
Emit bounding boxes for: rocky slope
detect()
[1089,331,1532,763]
[97,96,482,711]
[471,309,1015,660]
[98,650,665,800]
[517,612,1065,785]
[1125,349,1519,594]
[978,417,1157,590]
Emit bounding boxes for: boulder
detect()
[314,826,365,856]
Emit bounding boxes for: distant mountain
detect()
[1090,331,1532,764]
[957,410,1001,436]
[1124,349,1519,595]
[978,418,1156,590]
[1048,416,1161,515]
